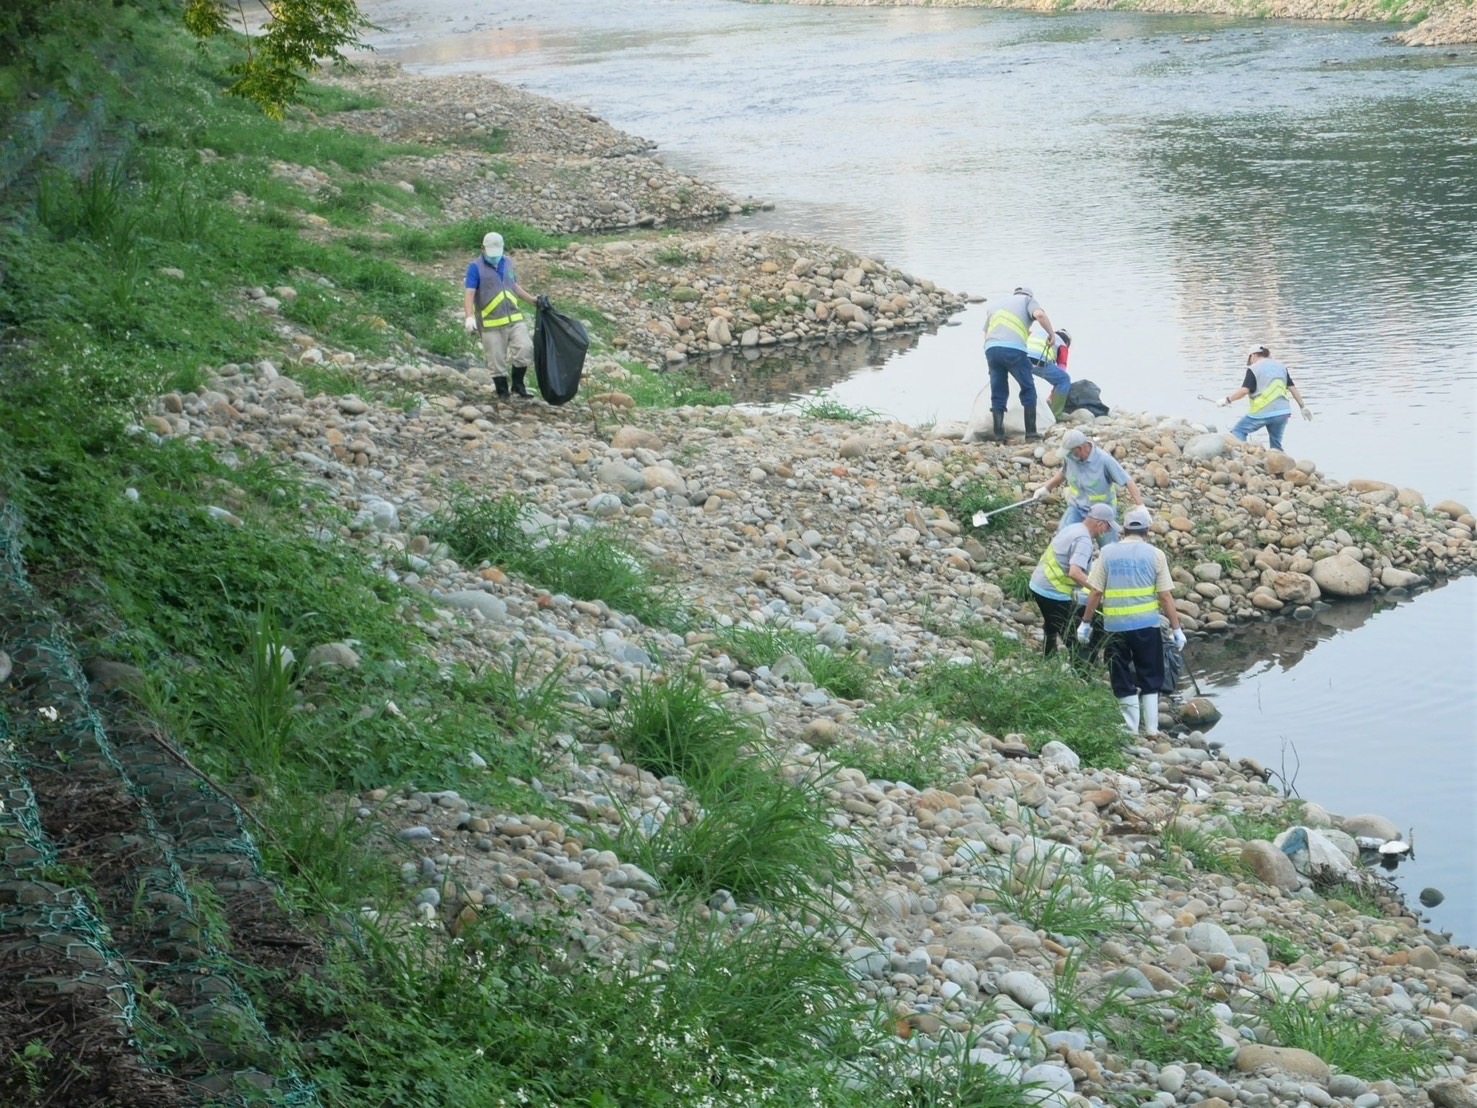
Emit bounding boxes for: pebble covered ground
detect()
[135,65,1477,1108]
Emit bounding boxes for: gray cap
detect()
[1014,286,1034,298]
[1086,503,1117,523]
[1061,429,1088,449]
[1124,507,1153,531]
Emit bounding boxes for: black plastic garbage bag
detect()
[532,295,589,406]
[1161,627,1185,696]
[1065,379,1110,417]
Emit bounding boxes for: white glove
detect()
[1301,407,1312,422]
[1032,485,1050,501]
[1172,628,1187,651]
[464,315,478,335]
[1076,622,1093,646]
[1215,397,1230,408]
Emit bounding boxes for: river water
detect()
[356,0,1477,938]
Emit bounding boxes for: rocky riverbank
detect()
[145,64,1477,1107]
[744,0,1477,47]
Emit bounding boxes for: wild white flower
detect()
[37,706,59,723]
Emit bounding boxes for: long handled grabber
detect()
[971,498,1039,528]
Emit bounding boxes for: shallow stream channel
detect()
[357,0,1477,940]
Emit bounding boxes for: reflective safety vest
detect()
[1026,332,1056,366]
[984,294,1033,351]
[1030,522,1093,600]
[1064,446,1120,511]
[1098,540,1161,632]
[1248,359,1292,418]
[472,257,525,330]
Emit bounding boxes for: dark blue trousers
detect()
[986,346,1038,413]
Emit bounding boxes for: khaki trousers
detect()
[480,321,533,376]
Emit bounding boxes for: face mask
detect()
[484,251,503,263]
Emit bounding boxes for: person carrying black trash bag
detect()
[1077,507,1186,739]
[463,231,539,401]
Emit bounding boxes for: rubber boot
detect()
[1050,391,1068,419]
[1140,692,1161,737]
[1117,695,1141,736]
[493,375,511,400]
[991,411,1006,443]
[1024,405,1041,441]
[511,366,532,399]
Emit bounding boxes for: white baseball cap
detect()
[1062,429,1088,449]
[1086,504,1117,523]
[482,232,504,257]
[1124,507,1153,531]
[1247,344,1269,358]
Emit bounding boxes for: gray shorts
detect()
[480,321,533,376]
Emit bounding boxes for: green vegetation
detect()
[616,360,735,408]
[973,841,1141,940]
[1156,821,1245,878]
[1319,498,1384,546]
[1001,567,1035,602]
[836,692,959,786]
[715,623,873,699]
[918,474,1026,536]
[918,655,1128,768]
[1047,954,1233,1070]
[1259,931,1306,965]
[655,244,692,266]
[799,398,880,423]
[1260,989,1443,1080]
[424,490,686,628]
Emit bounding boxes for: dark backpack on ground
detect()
[532,296,589,405]
[1065,379,1110,417]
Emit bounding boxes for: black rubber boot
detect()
[511,366,532,399]
[493,375,511,399]
[1024,405,1041,441]
[991,411,1006,442]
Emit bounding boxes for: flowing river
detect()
[355,0,1477,938]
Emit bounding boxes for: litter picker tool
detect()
[971,498,1038,528]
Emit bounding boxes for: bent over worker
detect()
[1034,428,1145,536]
[982,287,1059,443]
[1077,507,1185,738]
[1216,345,1310,451]
[464,231,538,401]
[1029,503,1115,659]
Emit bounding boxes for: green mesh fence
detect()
[0,502,319,1105]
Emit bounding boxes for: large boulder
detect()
[1310,553,1372,597]
[1271,571,1319,605]
[1241,841,1300,891]
[1182,433,1227,462]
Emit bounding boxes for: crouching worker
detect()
[1029,504,1116,660]
[1077,507,1185,738]
[1027,328,1072,419]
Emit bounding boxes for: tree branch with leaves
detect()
[183,0,374,119]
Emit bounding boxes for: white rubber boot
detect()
[1117,695,1141,735]
[1141,693,1161,737]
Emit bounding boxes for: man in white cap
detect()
[981,286,1059,443]
[1216,345,1310,451]
[1028,503,1115,660]
[1033,428,1145,536]
[1077,507,1186,738]
[463,231,538,400]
